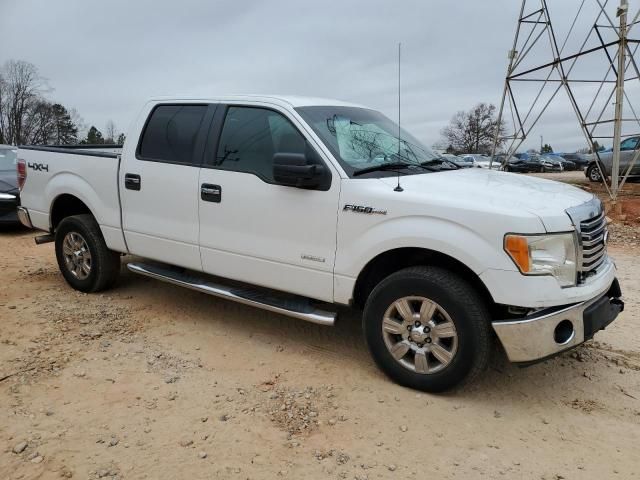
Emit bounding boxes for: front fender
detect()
[333,215,518,304]
[336,215,516,277]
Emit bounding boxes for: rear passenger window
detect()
[214,107,308,182]
[138,105,207,164]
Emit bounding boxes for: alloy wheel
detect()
[381,296,458,374]
[62,232,92,280]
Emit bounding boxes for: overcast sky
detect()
[2,0,638,152]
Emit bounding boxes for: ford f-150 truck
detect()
[16,95,624,392]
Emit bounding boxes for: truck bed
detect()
[18,145,126,252]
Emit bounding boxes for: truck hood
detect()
[378,168,593,231]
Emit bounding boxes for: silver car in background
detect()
[586,136,640,182]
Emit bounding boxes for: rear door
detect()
[197,104,340,302]
[120,102,215,270]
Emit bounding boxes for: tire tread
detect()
[363,266,492,392]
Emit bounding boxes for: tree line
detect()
[0,60,124,146]
[438,102,602,155]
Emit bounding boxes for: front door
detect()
[121,103,214,271]
[620,136,640,175]
[198,105,340,302]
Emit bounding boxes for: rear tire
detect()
[362,266,492,392]
[587,163,603,183]
[55,214,121,293]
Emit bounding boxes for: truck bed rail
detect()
[19,144,122,159]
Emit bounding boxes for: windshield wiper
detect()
[421,158,460,169]
[353,160,438,177]
[353,161,418,177]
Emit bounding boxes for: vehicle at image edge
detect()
[542,153,575,171]
[16,95,624,393]
[0,145,20,224]
[441,153,474,168]
[586,136,640,182]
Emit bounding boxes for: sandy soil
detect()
[1,226,639,480]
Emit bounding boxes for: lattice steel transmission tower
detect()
[492,0,640,201]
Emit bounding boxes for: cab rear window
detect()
[138,105,207,165]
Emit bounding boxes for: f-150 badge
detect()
[343,204,387,215]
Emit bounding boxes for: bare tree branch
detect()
[441,103,506,154]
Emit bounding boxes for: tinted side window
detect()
[214,107,307,181]
[621,137,640,151]
[138,105,207,164]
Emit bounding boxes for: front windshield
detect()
[295,106,443,177]
[0,149,17,171]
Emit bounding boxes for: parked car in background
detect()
[502,155,534,173]
[535,154,563,172]
[559,152,589,169]
[0,145,20,224]
[441,153,473,168]
[586,136,640,182]
[542,154,575,171]
[462,154,500,170]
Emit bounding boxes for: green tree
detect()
[591,141,605,153]
[49,104,78,144]
[541,143,553,153]
[116,133,126,144]
[84,126,104,144]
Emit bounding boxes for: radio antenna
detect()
[394,42,404,192]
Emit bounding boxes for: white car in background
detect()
[441,153,474,168]
[461,154,500,170]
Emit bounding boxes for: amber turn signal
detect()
[504,235,530,273]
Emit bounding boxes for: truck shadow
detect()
[115,259,620,402]
[0,224,29,236]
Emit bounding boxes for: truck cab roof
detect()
[146,94,367,109]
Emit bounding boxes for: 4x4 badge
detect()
[28,162,49,172]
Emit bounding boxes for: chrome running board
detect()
[127,262,336,326]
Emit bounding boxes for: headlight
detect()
[504,233,577,287]
[0,193,16,200]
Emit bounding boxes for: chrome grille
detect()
[579,211,607,281]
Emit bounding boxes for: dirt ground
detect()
[1,225,639,480]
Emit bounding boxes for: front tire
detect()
[362,266,492,392]
[55,214,121,293]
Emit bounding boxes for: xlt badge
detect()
[343,204,387,215]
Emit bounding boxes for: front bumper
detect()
[492,279,623,363]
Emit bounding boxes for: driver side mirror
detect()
[273,152,328,190]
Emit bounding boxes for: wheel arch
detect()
[352,247,496,313]
[50,193,93,230]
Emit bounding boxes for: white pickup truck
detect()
[16,95,623,392]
